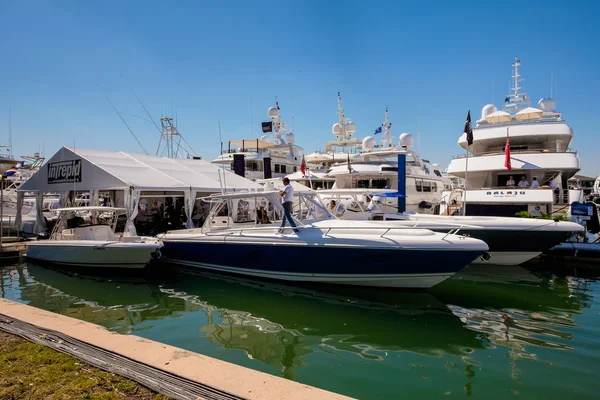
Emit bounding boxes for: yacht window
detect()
[274,164,280,173]
[434,170,442,177]
[281,165,287,174]
[293,166,297,172]
[423,181,432,192]
[416,180,423,192]
[381,167,398,172]
[245,161,263,172]
[432,182,438,192]
[357,179,388,189]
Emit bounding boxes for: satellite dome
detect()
[332,123,343,136]
[259,135,271,143]
[284,132,295,144]
[345,120,356,134]
[538,98,556,112]
[399,132,414,149]
[481,104,497,119]
[362,136,377,151]
[268,106,279,119]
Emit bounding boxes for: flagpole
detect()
[463,147,469,216]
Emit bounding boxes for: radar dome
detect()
[399,132,414,149]
[538,98,556,112]
[332,123,343,136]
[481,104,497,119]
[362,136,377,151]
[268,106,279,119]
[284,132,295,144]
[345,120,356,134]
[259,135,272,143]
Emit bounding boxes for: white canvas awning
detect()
[485,110,513,124]
[18,146,261,193]
[515,107,543,121]
[228,139,277,149]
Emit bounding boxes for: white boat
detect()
[292,96,448,214]
[446,57,584,216]
[158,190,489,289]
[211,101,304,180]
[320,189,584,265]
[26,207,163,269]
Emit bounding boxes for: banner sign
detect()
[47,159,82,184]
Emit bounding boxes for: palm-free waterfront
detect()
[1,261,599,399]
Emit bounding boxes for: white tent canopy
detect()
[19,147,261,193]
[17,147,261,233]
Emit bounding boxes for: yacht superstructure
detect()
[446,57,583,217]
[293,96,448,214]
[211,101,304,180]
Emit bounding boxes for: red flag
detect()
[504,129,512,172]
[300,154,306,176]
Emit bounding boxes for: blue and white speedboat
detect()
[159,191,488,289]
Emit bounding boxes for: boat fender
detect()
[419,201,433,209]
[151,249,162,260]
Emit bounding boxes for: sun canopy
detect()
[485,111,512,123]
[515,107,543,121]
[228,139,277,149]
[18,146,261,193]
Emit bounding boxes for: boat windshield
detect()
[50,208,123,240]
[201,192,333,231]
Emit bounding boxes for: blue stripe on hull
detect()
[161,241,482,276]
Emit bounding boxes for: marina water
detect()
[2,261,599,399]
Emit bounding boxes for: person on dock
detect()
[278,178,299,234]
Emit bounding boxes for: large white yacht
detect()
[295,95,449,214]
[446,57,583,217]
[211,102,304,180]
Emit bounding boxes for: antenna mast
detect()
[503,56,530,114]
[381,106,393,148]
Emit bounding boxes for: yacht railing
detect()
[453,148,578,159]
[475,118,564,128]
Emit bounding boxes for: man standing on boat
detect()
[279,178,299,234]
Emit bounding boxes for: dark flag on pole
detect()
[261,121,273,133]
[464,110,473,146]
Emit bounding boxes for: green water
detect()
[1,261,599,399]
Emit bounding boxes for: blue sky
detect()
[1,0,599,175]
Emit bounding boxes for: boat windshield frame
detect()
[199,191,335,232]
[50,207,124,239]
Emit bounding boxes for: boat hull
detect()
[432,228,573,265]
[161,240,484,289]
[26,241,162,269]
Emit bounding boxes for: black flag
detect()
[464,110,473,146]
[261,121,273,133]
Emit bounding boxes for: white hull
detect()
[26,241,161,269]
[471,251,541,265]
[167,260,454,289]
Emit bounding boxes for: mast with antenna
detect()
[503,56,530,114]
[381,106,393,148]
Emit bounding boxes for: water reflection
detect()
[1,261,595,392]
